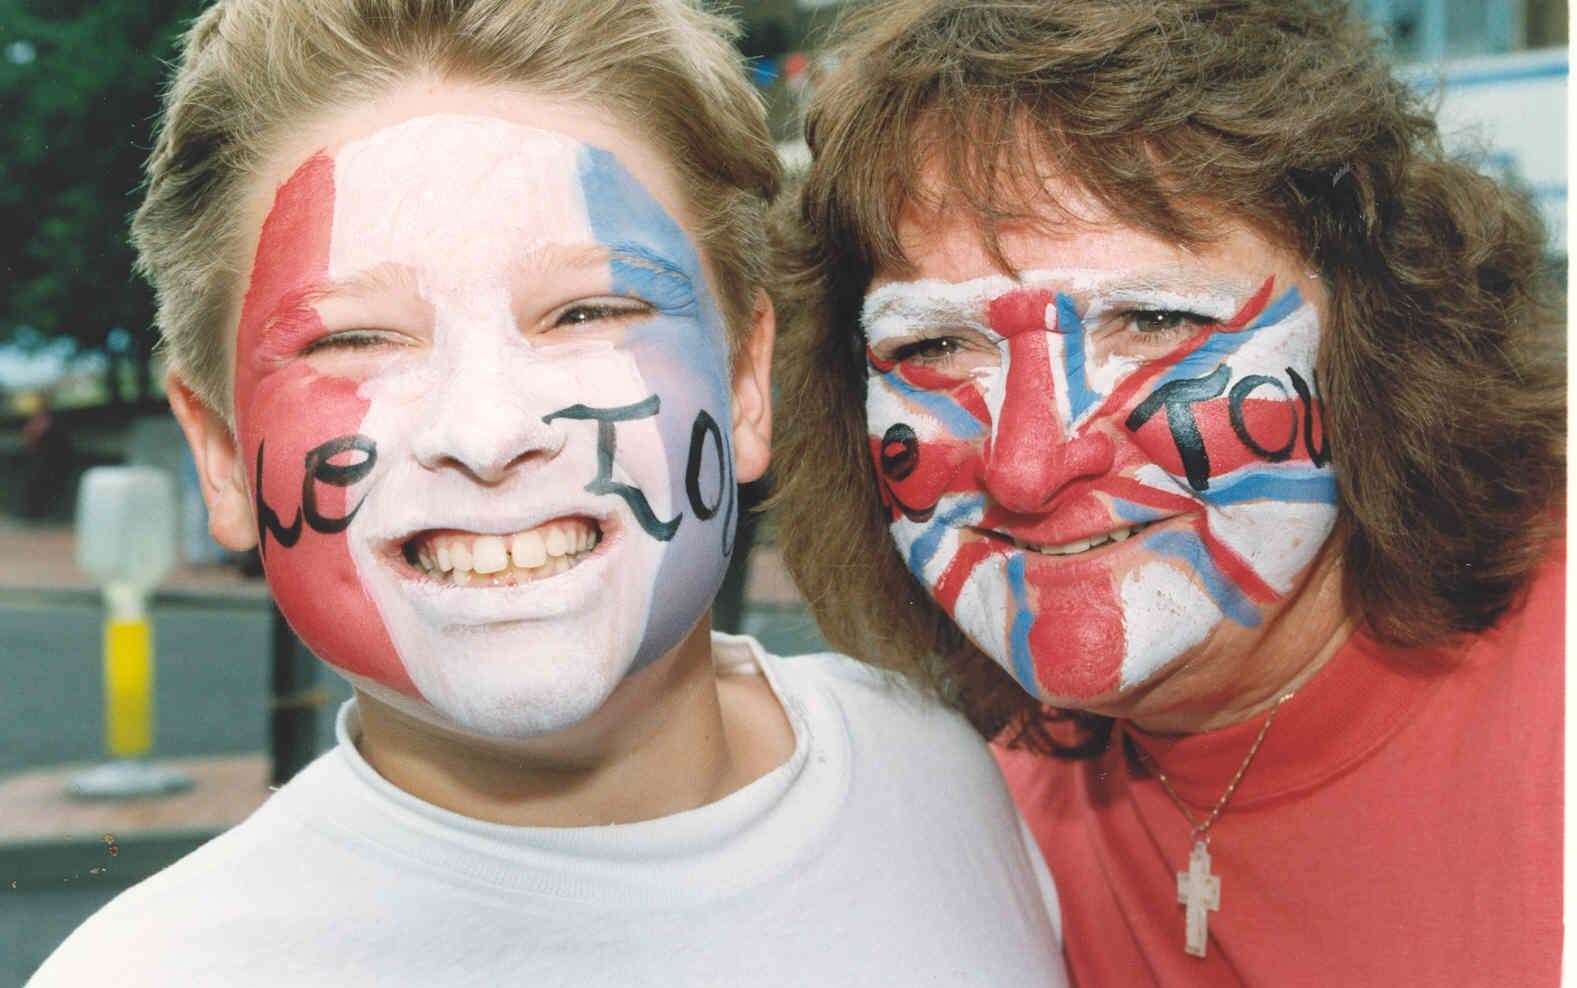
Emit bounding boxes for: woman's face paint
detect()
[863,212,1338,704]
[233,111,737,738]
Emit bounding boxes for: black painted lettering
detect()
[684,409,736,556]
[254,441,302,555]
[302,434,377,534]
[543,396,681,542]
[879,423,919,481]
[1227,375,1297,462]
[1124,364,1231,492]
[1286,367,1331,467]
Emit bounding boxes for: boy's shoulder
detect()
[717,633,1000,783]
[718,633,970,727]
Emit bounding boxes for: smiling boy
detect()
[30,2,1065,985]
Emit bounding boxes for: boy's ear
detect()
[729,290,774,486]
[166,372,259,552]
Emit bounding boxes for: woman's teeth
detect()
[1012,522,1150,556]
[407,519,600,586]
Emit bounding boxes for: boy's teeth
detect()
[511,530,546,569]
[472,536,508,574]
[545,526,569,557]
[408,519,601,586]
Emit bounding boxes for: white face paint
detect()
[233,114,737,740]
[862,263,1338,703]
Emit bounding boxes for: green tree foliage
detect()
[0,0,204,398]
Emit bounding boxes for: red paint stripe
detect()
[986,288,1056,338]
[1099,476,1199,516]
[1220,276,1276,332]
[1193,516,1280,603]
[932,539,998,613]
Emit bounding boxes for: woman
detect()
[770,0,1563,982]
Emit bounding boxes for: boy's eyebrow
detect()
[260,241,700,333]
[260,263,420,335]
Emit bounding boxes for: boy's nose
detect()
[982,331,1114,514]
[410,354,566,484]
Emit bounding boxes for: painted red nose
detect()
[983,330,1114,514]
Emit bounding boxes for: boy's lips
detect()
[374,510,620,593]
[398,515,606,587]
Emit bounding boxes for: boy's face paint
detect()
[233,113,736,738]
[863,217,1338,704]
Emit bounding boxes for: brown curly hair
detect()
[768,0,1565,753]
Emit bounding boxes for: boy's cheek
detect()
[239,364,415,695]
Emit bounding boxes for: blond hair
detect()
[134,0,779,416]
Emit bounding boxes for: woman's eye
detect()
[553,302,648,327]
[892,336,967,363]
[1125,310,1215,336]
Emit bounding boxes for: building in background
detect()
[1364,0,1567,257]
[741,0,1568,258]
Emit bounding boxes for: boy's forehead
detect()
[235,87,704,294]
[327,114,593,278]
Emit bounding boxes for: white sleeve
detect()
[1015,809,1063,949]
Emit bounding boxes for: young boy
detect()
[30,2,1066,985]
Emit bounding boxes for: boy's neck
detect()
[352,624,793,827]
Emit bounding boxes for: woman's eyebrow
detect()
[1041,268,1261,302]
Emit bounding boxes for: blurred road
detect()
[0,524,826,982]
[0,597,343,779]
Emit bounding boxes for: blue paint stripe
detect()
[1243,287,1303,332]
[1057,293,1101,423]
[1158,287,1303,386]
[576,146,702,318]
[881,373,987,440]
[1201,468,1338,506]
[1146,530,1262,627]
[1112,499,1173,525]
[905,496,986,578]
[1006,553,1040,698]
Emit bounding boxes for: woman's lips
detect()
[975,519,1160,557]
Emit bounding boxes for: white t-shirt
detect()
[31,635,1067,987]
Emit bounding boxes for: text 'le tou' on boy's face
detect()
[862,179,1339,708]
[215,89,763,740]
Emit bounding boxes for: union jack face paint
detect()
[234,112,737,739]
[863,266,1337,702]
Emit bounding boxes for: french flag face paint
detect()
[234,114,736,739]
[863,268,1338,703]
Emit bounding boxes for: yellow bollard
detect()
[70,467,190,799]
[104,616,153,757]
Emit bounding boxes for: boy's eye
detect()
[301,330,402,355]
[553,301,650,327]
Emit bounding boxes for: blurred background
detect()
[0,0,1565,981]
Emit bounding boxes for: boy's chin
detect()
[340,664,629,745]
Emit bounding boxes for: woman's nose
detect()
[982,331,1114,513]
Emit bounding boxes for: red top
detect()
[997,550,1564,986]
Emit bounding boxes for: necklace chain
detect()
[1138,691,1295,841]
